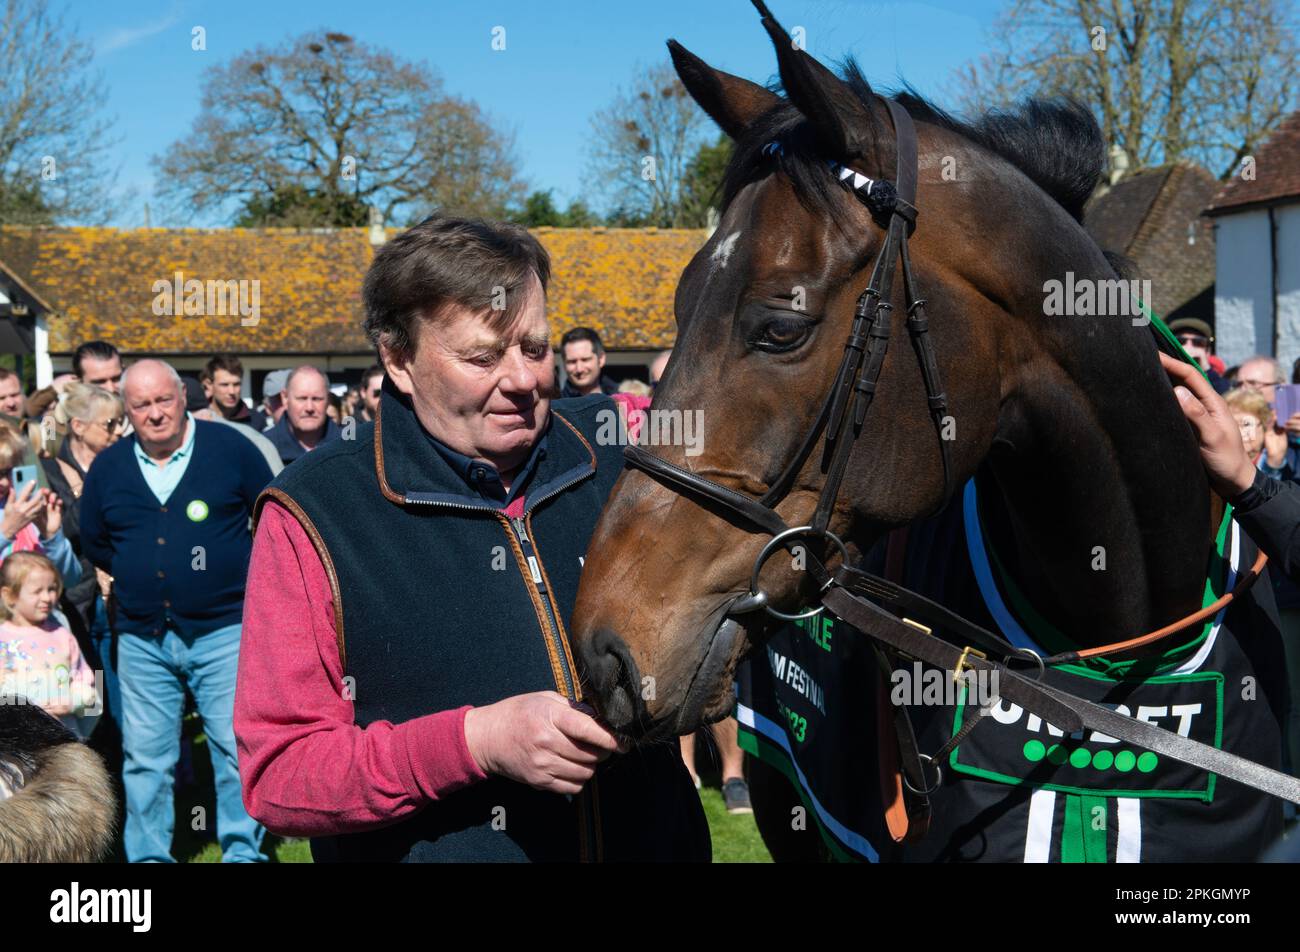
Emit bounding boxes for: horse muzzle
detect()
[576,606,747,742]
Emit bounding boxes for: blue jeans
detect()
[117,622,266,863]
[89,595,120,735]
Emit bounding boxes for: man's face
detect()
[124,367,185,450]
[208,368,243,410]
[286,372,329,436]
[1235,413,1265,460]
[384,273,553,473]
[563,340,604,392]
[80,354,123,394]
[1238,360,1282,406]
[649,351,671,390]
[1175,332,1211,372]
[362,374,383,418]
[0,376,23,416]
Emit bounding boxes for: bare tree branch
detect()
[0,0,121,223]
[950,0,1299,180]
[151,30,524,226]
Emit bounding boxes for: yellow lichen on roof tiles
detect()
[0,225,708,354]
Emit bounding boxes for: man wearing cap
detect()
[234,216,707,862]
[259,369,291,430]
[1168,318,1230,394]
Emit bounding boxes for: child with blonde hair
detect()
[0,551,98,736]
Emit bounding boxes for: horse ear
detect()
[668,39,782,140]
[756,15,873,160]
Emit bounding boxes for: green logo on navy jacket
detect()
[259,383,708,862]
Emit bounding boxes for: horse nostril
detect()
[578,629,643,731]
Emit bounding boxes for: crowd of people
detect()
[3,213,1297,862]
[0,288,751,862]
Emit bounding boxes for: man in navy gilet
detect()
[80,359,274,862]
[234,216,708,861]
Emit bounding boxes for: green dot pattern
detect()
[1019,745,1159,775]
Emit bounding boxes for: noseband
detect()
[623,98,953,620]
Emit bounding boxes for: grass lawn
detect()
[172,717,772,863]
[698,786,771,863]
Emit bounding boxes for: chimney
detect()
[1108,144,1129,185]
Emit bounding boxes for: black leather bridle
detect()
[624,97,952,621]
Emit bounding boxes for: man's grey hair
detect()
[121,359,183,396]
[1239,355,1283,383]
[286,365,330,390]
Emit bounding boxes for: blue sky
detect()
[71,0,1005,226]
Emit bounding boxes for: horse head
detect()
[571,5,1207,741]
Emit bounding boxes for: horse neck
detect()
[979,269,1215,649]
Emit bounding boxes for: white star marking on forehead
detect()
[709,230,742,272]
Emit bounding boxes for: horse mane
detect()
[720,56,1106,225]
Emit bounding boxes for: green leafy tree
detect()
[603,205,651,228]
[560,199,599,227]
[680,135,732,228]
[513,190,564,227]
[234,184,370,228]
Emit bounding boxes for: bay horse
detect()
[570,6,1288,861]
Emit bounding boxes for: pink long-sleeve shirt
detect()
[234,393,652,838]
[234,499,488,837]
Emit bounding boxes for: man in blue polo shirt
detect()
[80,359,274,862]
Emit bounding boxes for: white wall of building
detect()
[1213,203,1300,370]
[33,314,51,388]
[1213,209,1273,367]
[1276,204,1300,372]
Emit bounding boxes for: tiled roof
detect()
[1084,167,1172,253]
[0,255,57,315]
[0,226,707,355]
[1084,163,1218,319]
[1205,110,1300,214]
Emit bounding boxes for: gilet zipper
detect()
[507,514,575,698]
[404,490,598,860]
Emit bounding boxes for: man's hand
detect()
[1265,422,1291,468]
[463,691,620,795]
[33,489,61,541]
[0,481,43,542]
[1159,352,1256,497]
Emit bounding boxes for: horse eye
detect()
[753,317,813,353]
